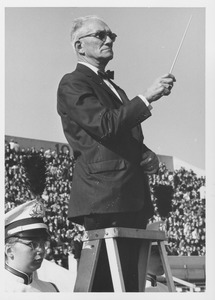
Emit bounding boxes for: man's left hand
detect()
[140,150,159,174]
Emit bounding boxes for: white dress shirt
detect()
[78,61,152,110]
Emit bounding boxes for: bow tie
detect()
[98,70,114,80]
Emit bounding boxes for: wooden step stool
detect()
[73,227,175,292]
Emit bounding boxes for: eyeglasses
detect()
[17,239,48,250]
[78,30,117,43]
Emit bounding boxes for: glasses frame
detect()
[17,238,48,250]
[78,30,117,43]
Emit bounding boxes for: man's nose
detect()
[105,35,113,44]
[35,242,46,252]
[36,247,45,257]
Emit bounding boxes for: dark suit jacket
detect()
[57,63,154,224]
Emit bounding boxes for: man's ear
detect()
[75,40,85,55]
[5,244,14,259]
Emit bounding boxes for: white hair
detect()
[70,15,105,50]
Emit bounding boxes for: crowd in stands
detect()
[5,139,206,269]
[148,163,206,256]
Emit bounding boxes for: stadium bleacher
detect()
[5,136,206,291]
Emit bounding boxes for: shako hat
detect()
[5,199,49,239]
[5,153,49,239]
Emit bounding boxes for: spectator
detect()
[4,142,206,269]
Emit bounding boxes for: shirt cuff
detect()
[138,95,153,111]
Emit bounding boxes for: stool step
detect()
[83,227,166,241]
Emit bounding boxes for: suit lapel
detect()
[112,84,130,104]
[76,64,123,105]
[75,64,142,141]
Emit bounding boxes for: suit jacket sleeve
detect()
[57,72,152,146]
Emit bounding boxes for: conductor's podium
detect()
[74,227,176,292]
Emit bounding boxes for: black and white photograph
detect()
[2,0,215,298]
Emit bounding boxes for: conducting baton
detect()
[169,15,193,73]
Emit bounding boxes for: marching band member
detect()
[5,154,59,292]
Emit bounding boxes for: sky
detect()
[3,4,209,171]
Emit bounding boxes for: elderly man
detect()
[57,15,176,292]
